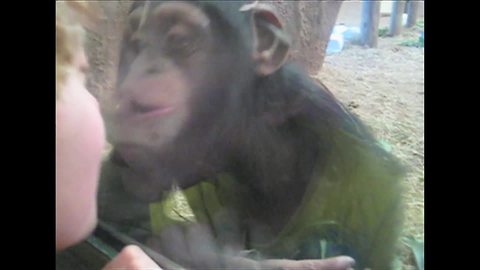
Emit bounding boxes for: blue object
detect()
[326,33,344,54]
[342,27,361,43]
[326,25,362,54]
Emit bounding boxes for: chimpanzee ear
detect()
[244,3,291,76]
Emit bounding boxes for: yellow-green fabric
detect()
[149,127,402,268]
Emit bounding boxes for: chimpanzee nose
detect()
[146,66,159,74]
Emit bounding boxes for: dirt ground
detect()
[314,24,424,268]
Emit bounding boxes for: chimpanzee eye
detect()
[165,32,197,57]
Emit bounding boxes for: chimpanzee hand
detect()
[261,256,356,270]
[145,222,355,270]
[102,245,162,270]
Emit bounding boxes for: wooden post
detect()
[360,0,381,48]
[389,0,407,36]
[406,0,420,28]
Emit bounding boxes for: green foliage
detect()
[416,20,424,30]
[400,37,423,48]
[403,236,424,270]
[378,27,389,37]
[378,140,393,152]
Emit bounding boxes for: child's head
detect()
[56,1,105,251]
[56,1,100,98]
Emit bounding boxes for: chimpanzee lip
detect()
[137,106,175,118]
[111,144,150,171]
[130,100,176,119]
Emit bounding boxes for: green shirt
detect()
[149,128,403,267]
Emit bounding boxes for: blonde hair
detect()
[56,1,101,99]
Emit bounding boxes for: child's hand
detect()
[103,245,162,269]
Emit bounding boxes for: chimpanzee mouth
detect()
[130,100,175,119]
[110,149,129,168]
[111,144,157,172]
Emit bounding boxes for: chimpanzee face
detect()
[108,2,216,151]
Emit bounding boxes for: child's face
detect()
[56,48,106,250]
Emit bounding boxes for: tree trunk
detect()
[389,0,407,36]
[406,0,419,28]
[360,1,380,48]
[85,1,132,105]
[271,0,343,74]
